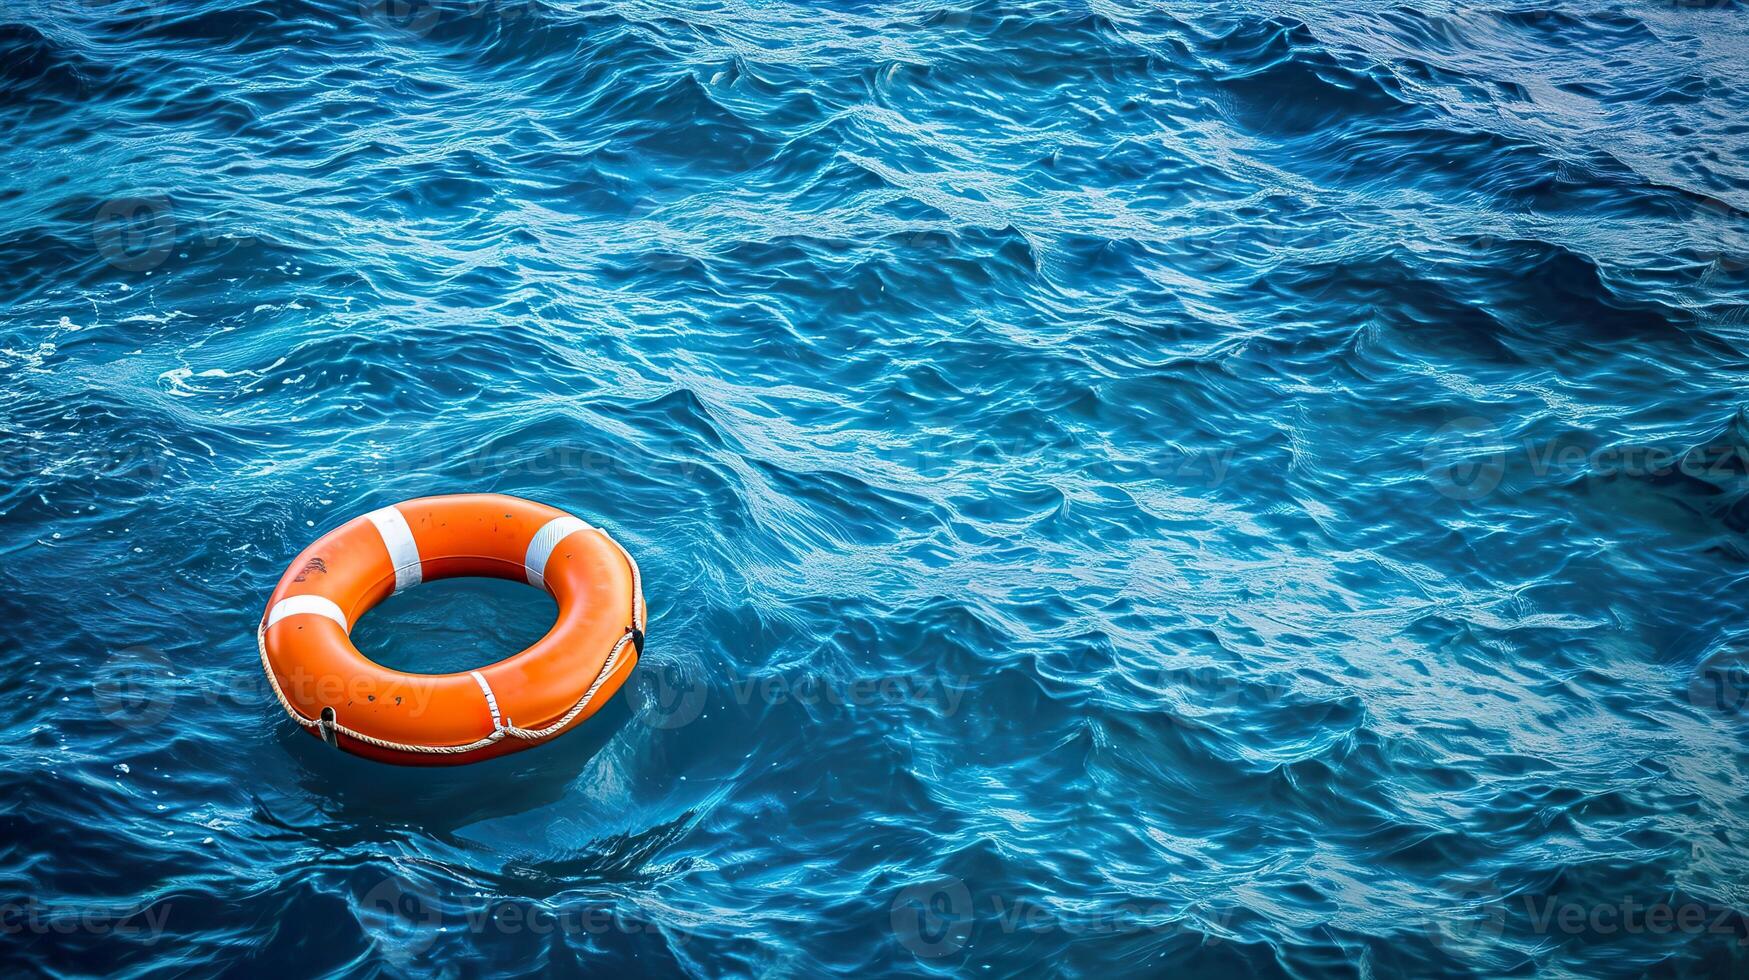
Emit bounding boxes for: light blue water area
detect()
[3,1,1749,976]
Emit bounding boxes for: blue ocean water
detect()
[4,0,1749,975]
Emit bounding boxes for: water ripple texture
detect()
[3,0,1749,976]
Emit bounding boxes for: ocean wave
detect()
[4,0,1748,976]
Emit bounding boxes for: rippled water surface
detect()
[5,0,1749,976]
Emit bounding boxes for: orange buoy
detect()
[258,493,645,765]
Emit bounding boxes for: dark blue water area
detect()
[4,0,1749,976]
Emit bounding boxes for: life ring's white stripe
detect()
[266,595,350,633]
[365,505,422,593]
[524,515,591,590]
[471,670,503,730]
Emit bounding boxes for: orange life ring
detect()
[258,493,645,765]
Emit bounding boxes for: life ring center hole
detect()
[349,577,558,675]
